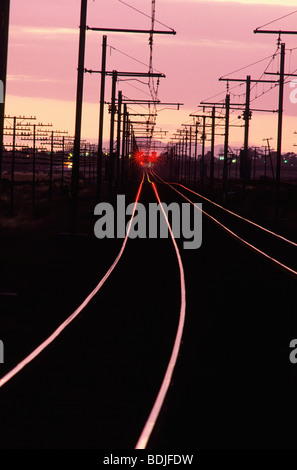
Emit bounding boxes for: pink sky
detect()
[5,0,297,152]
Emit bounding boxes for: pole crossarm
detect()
[86,26,176,35]
[190,113,222,119]
[85,69,165,78]
[128,113,156,116]
[254,29,297,35]
[219,78,278,84]
[121,99,161,103]
[121,99,183,107]
[265,72,297,77]
[199,103,277,112]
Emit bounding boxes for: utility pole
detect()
[265,138,275,181]
[71,0,88,233]
[0,0,10,184]
[88,74,166,194]
[3,116,36,215]
[188,126,192,181]
[11,116,16,216]
[275,43,285,221]
[254,29,297,219]
[219,76,277,202]
[116,90,122,191]
[109,70,117,199]
[30,122,52,206]
[86,20,176,193]
[223,94,230,198]
[210,107,215,190]
[48,130,68,200]
[121,104,127,191]
[191,107,240,190]
[201,77,277,195]
[243,76,251,198]
[194,121,199,185]
[201,116,206,188]
[97,34,107,202]
[185,130,188,182]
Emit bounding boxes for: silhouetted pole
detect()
[71,0,88,233]
[126,119,131,182]
[120,104,127,190]
[49,131,54,200]
[0,0,10,183]
[223,93,230,198]
[210,107,215,190]
[266,137,275,181]
[116,90,122,191]
[201,116,206,188]
[109,70,117,198]
[181,136,185,179]
[32,124,36,206]
[185,130,188,182]
[188,127,192,181]
[242,75,251,202]
[10,116,16,215]
[97,34,107,202]
[61,135,65,185]
[194,122,198,185]
[275,43,285,221]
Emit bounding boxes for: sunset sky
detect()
[5,0,297,153]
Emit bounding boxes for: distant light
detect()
[219,156,224,161]
[232,159,236,163]
[284,159,288,163]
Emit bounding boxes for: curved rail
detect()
[135,174,186,449]
[153,173,297,247]
[152,172,297,278]
[0,175,144,389]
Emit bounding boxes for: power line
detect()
[108,44,162,73]
[118,0,175,32]
[220,51,280,79]
[118,79,152,97]
[255,9,297,31]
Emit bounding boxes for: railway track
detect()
[1,169,297,450]
[151,171,297,279]
[0,173,186,450]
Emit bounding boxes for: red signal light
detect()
[135,151,144,160]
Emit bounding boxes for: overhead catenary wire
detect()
[118,0,175,32]
[220,51,281,80]
[108,44,163,73]
[255,9,297,31]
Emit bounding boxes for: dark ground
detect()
[0,172,297,453]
